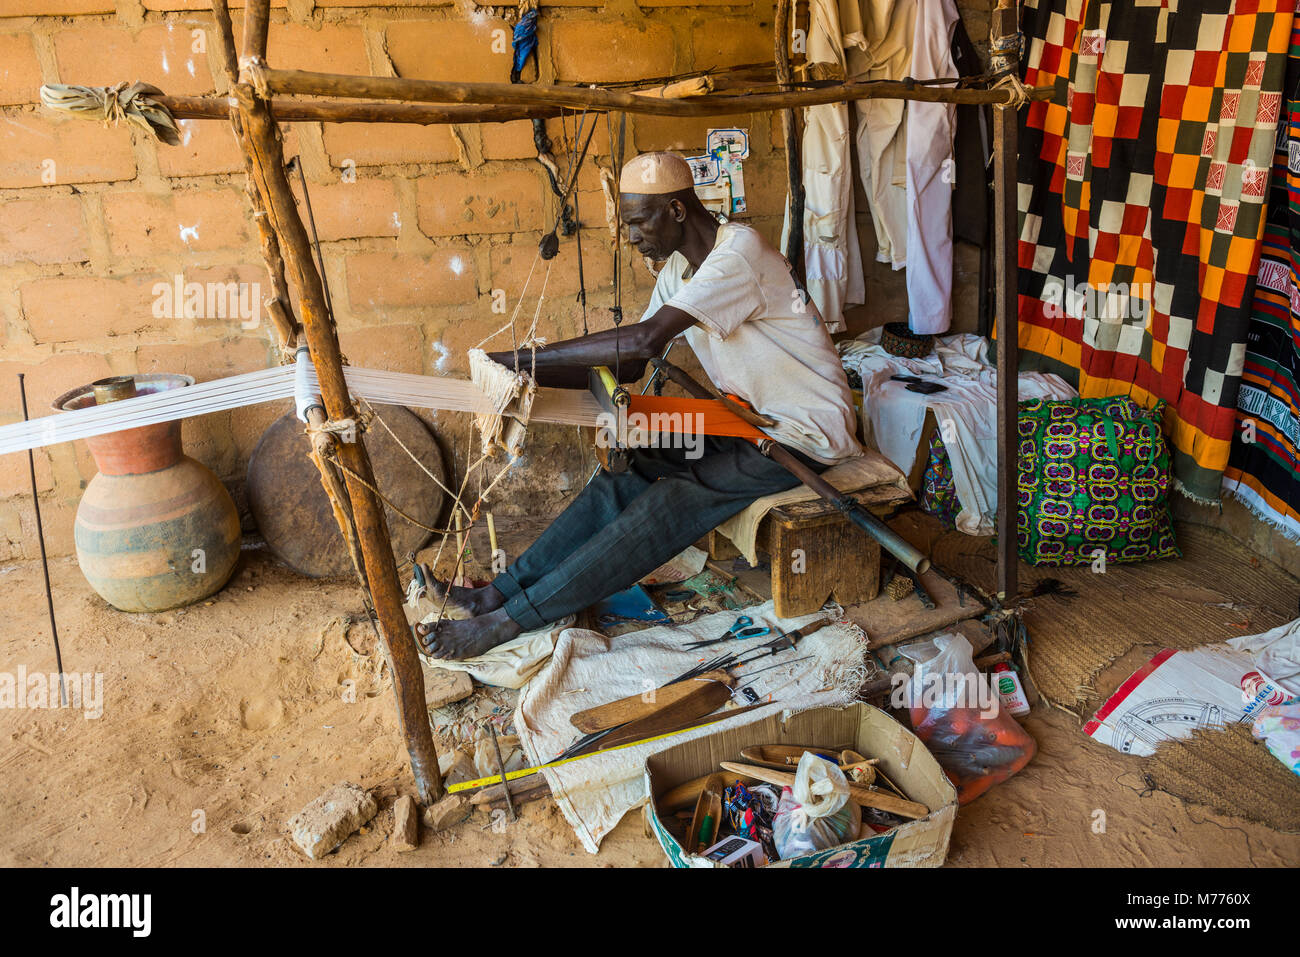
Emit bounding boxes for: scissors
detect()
[683,614,772,650]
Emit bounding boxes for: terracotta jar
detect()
[54,374,241,613]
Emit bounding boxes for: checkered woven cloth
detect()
[1015,0,1297,501]
[1223,16,1300,539]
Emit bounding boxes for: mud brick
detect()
[0,32,42,106]
[386,19,513,84]
[551,20,676,83]
[0,196,90,266]
[101,188,251,257]
[338,322,425,375]
[53,23,215,97]
[415,169,543,237]
[295,178,400,242]
[0,114,136,188]
[322,122,459,168]
[20,274,168,344]
[346,249,477,310]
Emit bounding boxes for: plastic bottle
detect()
[993,664,1031,717]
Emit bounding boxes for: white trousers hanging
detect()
[904,0,959,334]
[782,0,863,334]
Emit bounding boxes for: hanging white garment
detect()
[781,0,863,334]
[846,0,914,270]
[904,0,959,333]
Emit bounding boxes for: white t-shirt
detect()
[639,222,862,465]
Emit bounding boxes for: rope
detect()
[359,397,467,517]
[326,453,458,536]
[991,70,1033,110]
[304,411,369,442]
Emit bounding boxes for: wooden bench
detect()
[702,487,911,618]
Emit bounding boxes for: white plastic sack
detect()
[772,752,860,858]
[1227,618,1300,697]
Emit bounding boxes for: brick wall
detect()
[0,0,991,560]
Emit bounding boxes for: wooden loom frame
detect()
[56,0,1031,806]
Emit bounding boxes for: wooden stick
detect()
[239,0,271,68]
[469,774,551,809]
[254,65,1052,114]
[156,94,563,125]
[992,0,1020,603]
[630,76,713,99]
[231,2,442,804]
[719,762,930,819]
[210,1,298,359]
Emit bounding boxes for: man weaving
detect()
[418,151,862,660]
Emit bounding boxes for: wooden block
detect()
[767,503,881,618]
[702,528,741,561]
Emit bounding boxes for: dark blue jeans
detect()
[494,436,827,629]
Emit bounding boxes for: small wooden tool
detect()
[687,773,726,854]
[737,744,850,771]
[570,671,734,734]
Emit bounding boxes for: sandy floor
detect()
[1,546,1296,868]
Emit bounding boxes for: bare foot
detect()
[415,607,522,661]
[425,577,506,617]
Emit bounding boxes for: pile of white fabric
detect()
[839,329,1076,535]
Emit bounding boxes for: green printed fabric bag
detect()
[1016,396,1180,566]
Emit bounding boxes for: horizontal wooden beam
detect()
[253,65,1053,116]
[156,94,561,125]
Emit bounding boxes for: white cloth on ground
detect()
[1227,618,1300,697]
[713,451,910,566]
[839,329,1076,534]
[513,602,870,853]
[903,0,959,334]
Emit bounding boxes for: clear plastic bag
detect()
[772,753,861,859]
[905,632,1036,804]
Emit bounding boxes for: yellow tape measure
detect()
[447,710,754,794]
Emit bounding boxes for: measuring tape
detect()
[448,705,771,794]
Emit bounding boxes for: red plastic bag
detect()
[905,633,1036,804]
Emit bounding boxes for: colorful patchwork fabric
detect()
[1223,18,1300,541]
[1017,396,1180,566]
[920,430,961,529]
[1015,0,1296,502]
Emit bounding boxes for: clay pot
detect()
[53,374,241,613]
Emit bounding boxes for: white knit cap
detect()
[619,151,695,195]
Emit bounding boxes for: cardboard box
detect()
[644,704,958,868]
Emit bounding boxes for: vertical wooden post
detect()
[227,0,442,804]
[992,0,1020,602]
